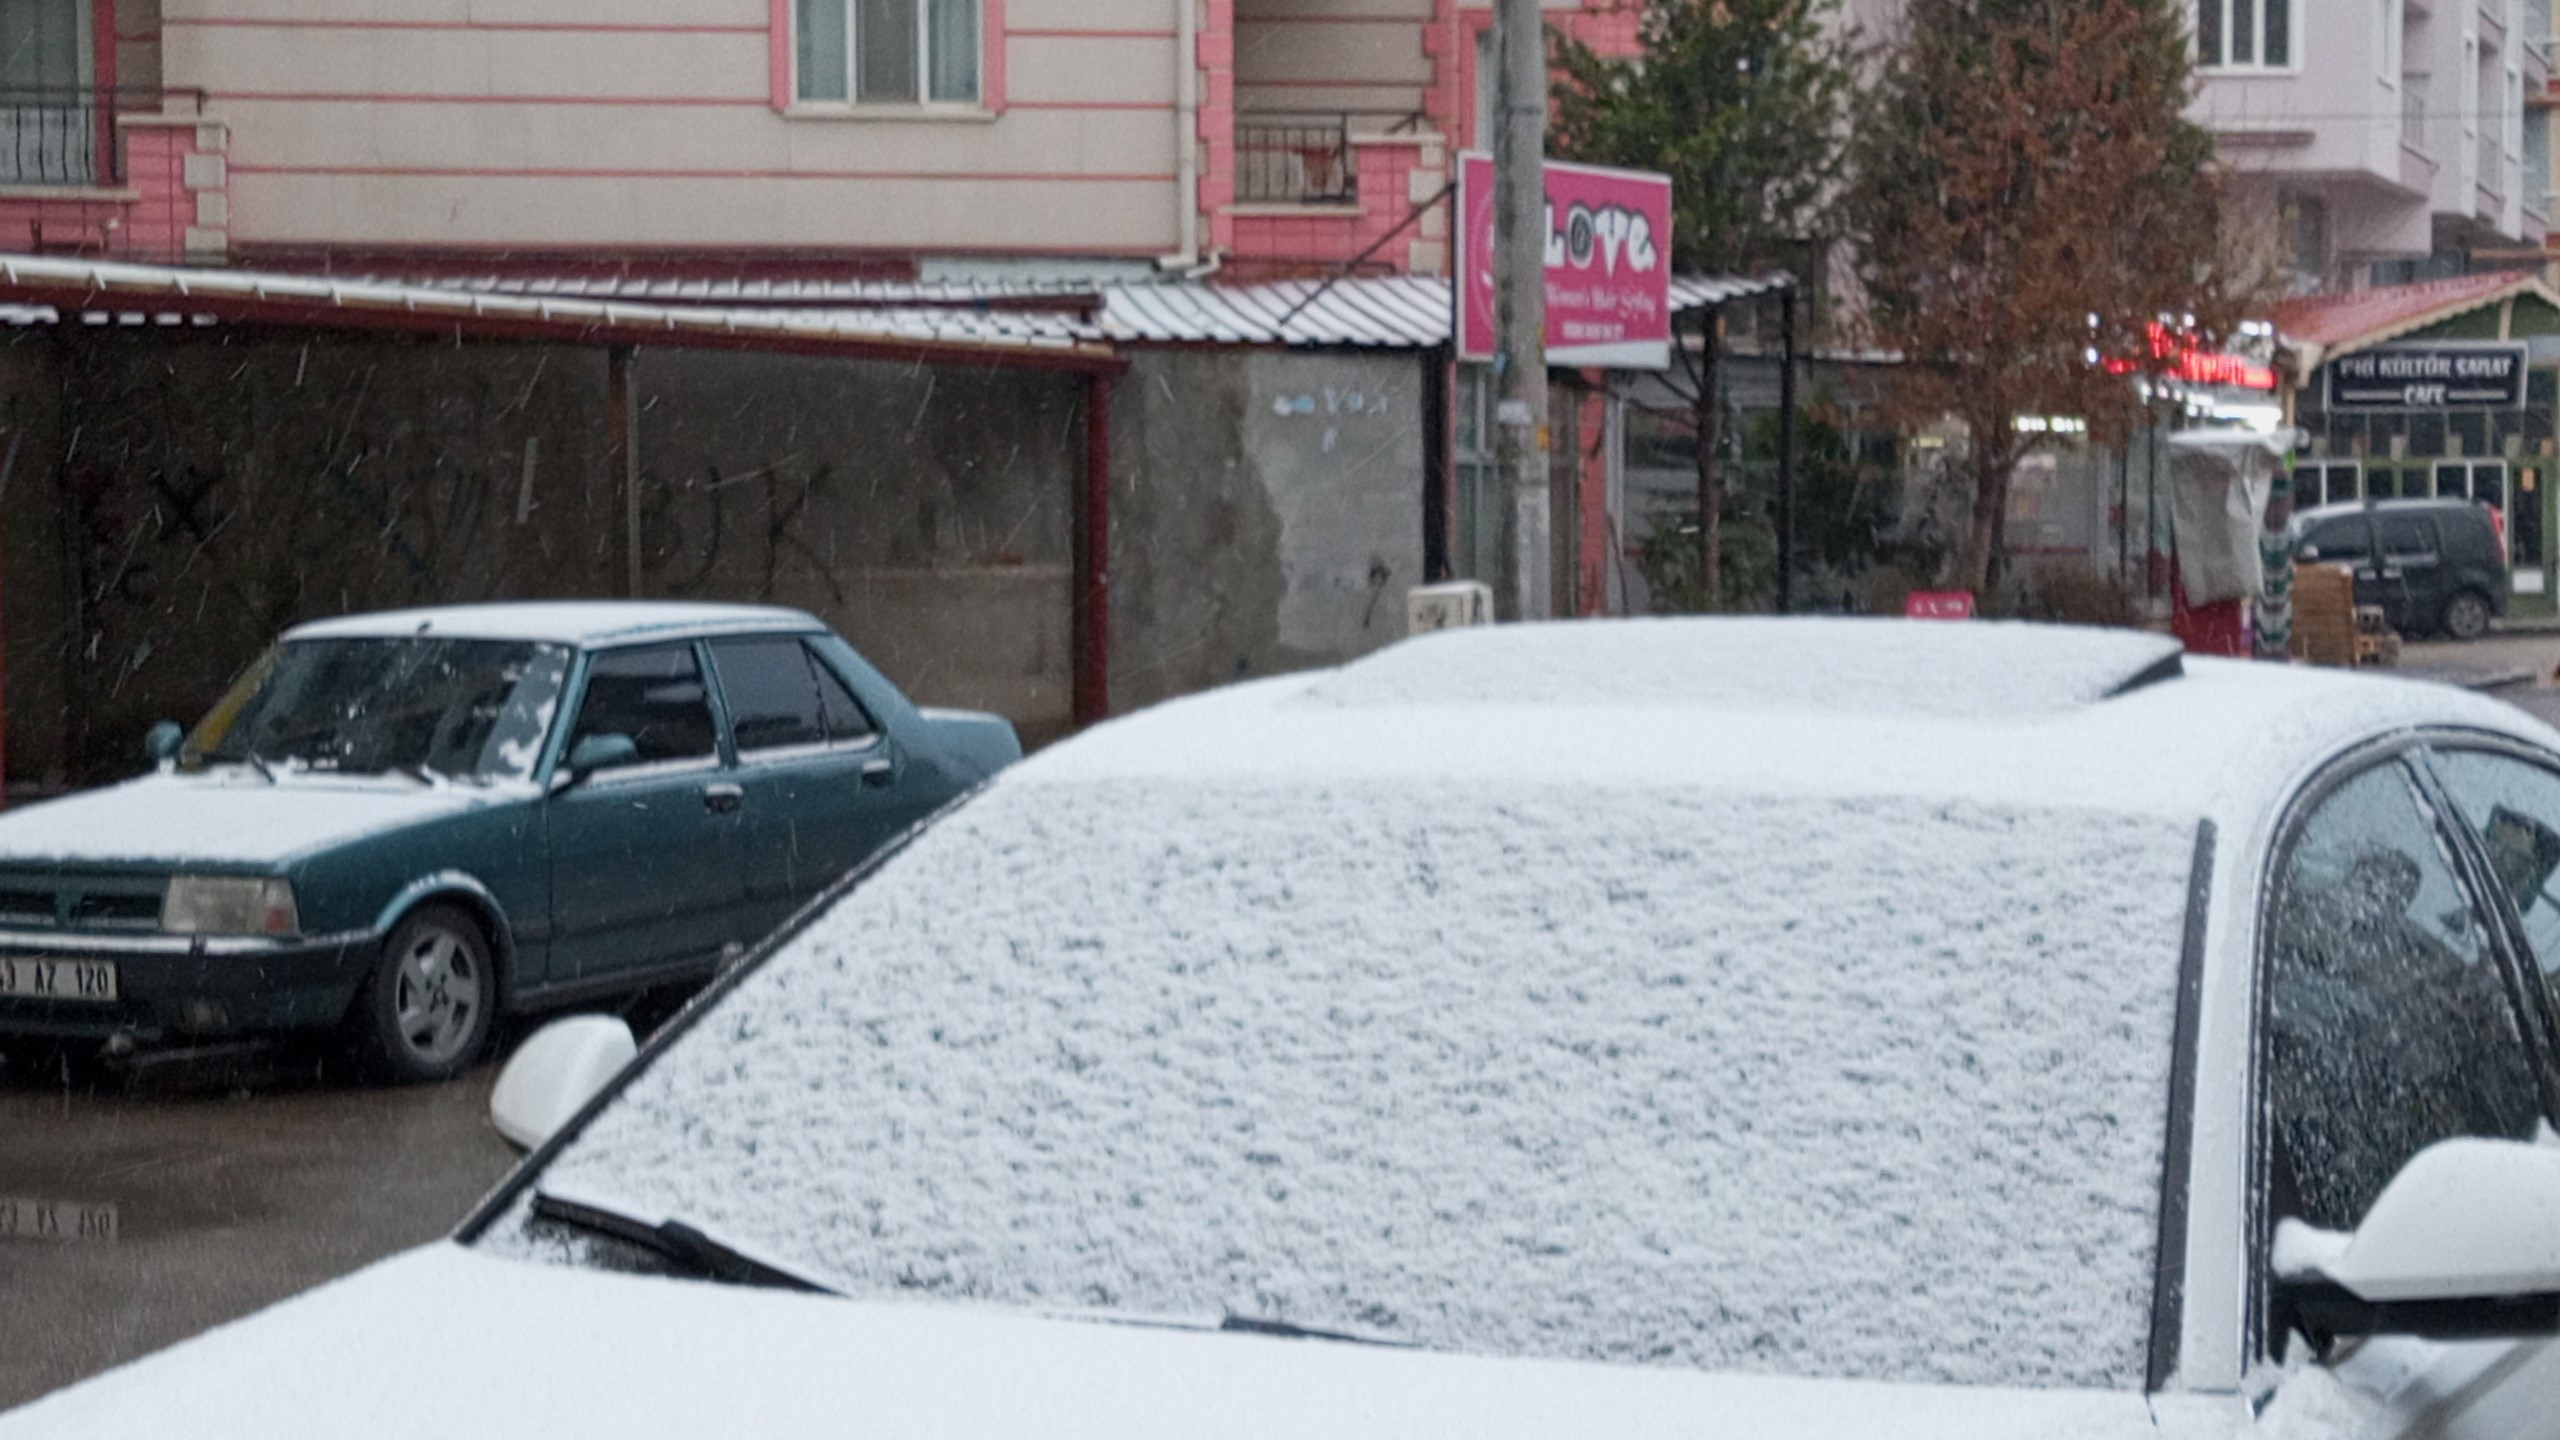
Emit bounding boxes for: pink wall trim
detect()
[1201,0,1236,254]
[985,0,1007,114]
[94,0,118,180]
[169,16,764,34]
[229,163,1175,184]
[769,0,791,111]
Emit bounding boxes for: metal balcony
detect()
[1235,115,1359,205]
[0,87,119,187]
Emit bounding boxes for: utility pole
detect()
[1776,282,1799,615]
[1493,0,1550,620]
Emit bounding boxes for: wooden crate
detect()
[2290,562,2359,667]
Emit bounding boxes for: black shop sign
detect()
[2327,342,2528,411]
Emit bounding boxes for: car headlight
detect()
[162,876,300,936]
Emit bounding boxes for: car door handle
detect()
[702,783,744,814]
[861,758,896,788]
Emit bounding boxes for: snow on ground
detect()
[492,774,2195,1391]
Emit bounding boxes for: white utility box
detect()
[1407,581,1494,634]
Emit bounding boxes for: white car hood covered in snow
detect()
[2,1243,2206,1440]
[0,772,500,868]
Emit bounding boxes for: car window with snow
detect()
[484,776,2196,1391]
[2430,748,2560,1041]
[190,638,570,783]
[2263,760,2546,1232]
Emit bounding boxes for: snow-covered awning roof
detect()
[0,254,1122,371]
[0,255,1788,360]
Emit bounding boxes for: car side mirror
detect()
[489,1014,638,1150]
[554,733,640,791]
[2274,1137,2560,1346]
[143,721,185,766]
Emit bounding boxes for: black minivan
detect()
[2290,497,2510,641]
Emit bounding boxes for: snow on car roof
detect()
[1298,617,2185,718]
[285,601,822,647]
[1036,619,2553,832]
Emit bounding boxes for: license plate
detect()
[0,956,118,1002]
[0,1197,120,1244]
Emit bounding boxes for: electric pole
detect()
[1493,0,1551,620]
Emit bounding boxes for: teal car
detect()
[0,602,1020,1082]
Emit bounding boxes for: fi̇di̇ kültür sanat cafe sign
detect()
[2325,342,2529,411]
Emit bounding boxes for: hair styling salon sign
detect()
[1457,154,1673,370]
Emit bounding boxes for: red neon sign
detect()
[2103,323,2277,391]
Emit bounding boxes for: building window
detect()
[0,0,99,184]
[2293,461,2360,509]
[796,0,980,105]
[2198,0,2293,70]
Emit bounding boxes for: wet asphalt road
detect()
[0,1049,519,1409]
[7,629,2560,1415]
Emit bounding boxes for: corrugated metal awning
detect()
[0,255,1788,360]
[0,254,1122,371]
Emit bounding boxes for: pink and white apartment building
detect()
[2190,0,2550,287]
[0,0,1638,279]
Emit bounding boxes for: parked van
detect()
[2290,497,2509,641]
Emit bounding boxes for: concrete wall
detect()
[0,329,1085,785]
[1111,346,1424,712]
[163,0,1188,259]
[631,349,1082,740]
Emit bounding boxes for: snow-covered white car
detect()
[10,620,2560,1439]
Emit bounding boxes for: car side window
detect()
[2426,749,2560,1063]
[2263,760,2545,1233]
[2302,519,2369,563]
[568,644,718,769]
[711,638,878,754]
[2375,514,2438,560]
[808,650,878,746]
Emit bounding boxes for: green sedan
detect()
[0,602,1020,1082]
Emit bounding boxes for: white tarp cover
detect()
[2169,433,2284,607]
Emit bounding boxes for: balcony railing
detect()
[2402,72,2430,151]
[0,87,132,187]
[1235,115,1359,205]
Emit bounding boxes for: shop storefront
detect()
[2275,272,2560,621]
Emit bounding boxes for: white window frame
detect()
[2196,0,2302,74]
[791,0,986,114]
[2295,460,2362,509]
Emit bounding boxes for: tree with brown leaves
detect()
[1844,0,2258,596]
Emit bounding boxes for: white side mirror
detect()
[489,1015,637,1150]
[2276,1137,2560,1341]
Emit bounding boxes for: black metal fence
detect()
[0,87,114,186]
[1235,115,1357,205]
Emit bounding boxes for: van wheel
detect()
[2440,590,2493,642]
[348,904,497,1084]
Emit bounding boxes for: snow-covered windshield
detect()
[189,638,572,784]
[488,775,2196,1391]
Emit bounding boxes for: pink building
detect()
[0,0,1638,280]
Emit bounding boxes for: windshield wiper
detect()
[1217,1314,1409,1346]
[238,751,277,784]
[530,1192,835,1294]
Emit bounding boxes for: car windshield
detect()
[481,772,2198,1392]
[190,638,573,784]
